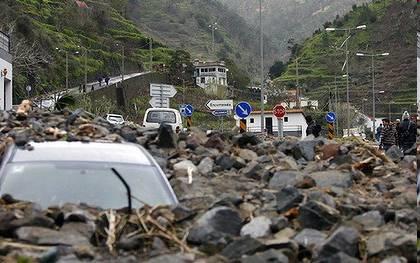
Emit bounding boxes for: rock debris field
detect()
[0,101,417,262]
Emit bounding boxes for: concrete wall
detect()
[0,56,12,110]
[89,73,169,106]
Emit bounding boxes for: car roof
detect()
[145,108,179,113]
[10,141,152,165]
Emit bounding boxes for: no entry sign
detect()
[273,104,286,118]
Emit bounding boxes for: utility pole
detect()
[121,45,125,83]
[65,51,69,90]
[326,24,366,137]
[295,57,300,108]
[259,0,265,133]
[84,48,87,88]
[209,22,218,56]
[356,51,389,139]
[335,76,339,136]
[149,37,153,71]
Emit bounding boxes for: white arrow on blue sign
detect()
[180,104,194,117]
[325,112,337,123]
[235,101,252,119]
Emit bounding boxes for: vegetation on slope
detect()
[274,0,417,119]
[0,0,174,103]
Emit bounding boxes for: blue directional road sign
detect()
[235,101,252,119]
[325,112,337,123]
[212,110,229,117]
[180,104,194,117]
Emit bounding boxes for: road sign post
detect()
[235,102,252,119]
[206,100,234,111]
[150,84,177,108]
[187,116,192,130]
[325,112,336,140]
[273,104,286,138]
[239,119,246,133]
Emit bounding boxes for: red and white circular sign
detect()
[273,104,286,118]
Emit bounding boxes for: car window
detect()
[0,162,176,209]
[146,111,176,124]
[108,116,124,122]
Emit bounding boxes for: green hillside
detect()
[125,0,279,78]
[274,0,417,119]
[0,0,175,102]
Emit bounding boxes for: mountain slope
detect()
[125,0,279,77]
[274,0,417,119]
[0,0,174,102]
[219,0,369,60]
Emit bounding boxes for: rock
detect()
[309,170,352,188]
[366,232,416,262]
[145,253,195,263]
[315,226,360,259]
[157,123,176,148]
[320,143,340,160]
[241,249,289,263]
[242,161,263,180]
[380,256,408,263]
[0,211,17,236]
[215,154,234,170]
[276,157,299,171]
[294,175,316,189]
[268,171,303,190]
[173,160,198,177]
[298,201,340,230]
[73,244,96,260]
[320,252,361,263]
[293,137,325,161]
[221,236,266,259]
[394,209,416,225]
[307,191,336,209]
[198,157,214,175]
[352,211,384,230]
[399,155,416,171]
[232,133,260,148]
[204,134,225,151]
[232,156,247,169]
[385,145,404,162]
[119,127,137,142]
[187,206,242,245]
[275,186,303,213]
[293,228,327,250]
[273,227,296,243]
[240,216,271,238]
[238,149,258,161]
[117,235,144,251]
[15,226,90,246]
[270,216,288,233]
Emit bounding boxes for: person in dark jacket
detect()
[394,119,401,147]
[380,119,396,151]
[398,111,416,153]
[305,116,321,138]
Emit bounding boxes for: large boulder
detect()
[275,186,303,213]
[366,232,416,262]
[352,211,384,231]
[315,226,360,259]
[240,216,271,238]
[187,206,242,246]
[293,228,327,251]
[298,201,340,230]
[221,236,266,260]
[309,170,352,188]
[240,249,289,263]
[268,171,304,190]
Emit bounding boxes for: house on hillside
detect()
[193,60,228,88]
[0,31,12,111]
[74,0,89,9]
[236,109,308,139]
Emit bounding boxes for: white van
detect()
[142,108,183,133]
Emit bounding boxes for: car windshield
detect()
[107,115,124,122]
[146,111,176,124]
[0,162,176,209]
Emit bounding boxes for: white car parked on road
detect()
[142,108,183,133]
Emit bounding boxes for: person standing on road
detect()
[305,116,321,138]
[97,76,103,87]
[398,111,416,154]
[105,75,110,86]
[380,119,396,151]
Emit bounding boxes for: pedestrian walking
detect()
[305,116,321,138]
[105,75,110,86]
[398,111,416,154]
[375,124,383,143]
[91,85,94,92]
[379,119,396,151]
[97,76,103,87]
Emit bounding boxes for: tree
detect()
[221,58,250,89]
[168,50,194,86]
[269,61,286,79]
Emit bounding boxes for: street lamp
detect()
[259,0,264,133]
[356,51,389,139]
[56,48,69,90]
[77,46,88,89]
[208,22,218,55]
[326,24,366,137]
[115,43,125,83]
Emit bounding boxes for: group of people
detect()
[78,75,111,93]
[376,111,416,154]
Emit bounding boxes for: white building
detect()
[236,109,308,139]
[281,98,319,109]
[0,32,12,110]
[193,60,228,88]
